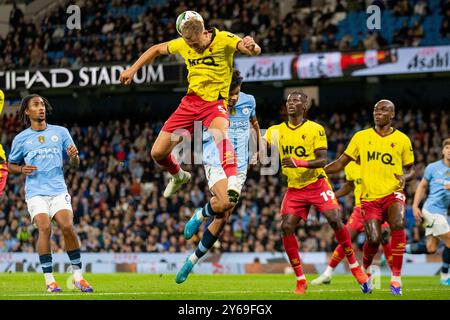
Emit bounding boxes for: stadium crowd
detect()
[0,105,448,254]
[1,0,450,69]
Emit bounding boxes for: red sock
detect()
[363,241,379,270]
[334,227,357,265]
[155,154,180,175]
[382,242,393,270]
[390,230,406,277]
[216,139,237,177]
[282,235,304,277]
[329,244,345,268]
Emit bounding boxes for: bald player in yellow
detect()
[120,12,261,207]
[312,160,393,285]
[325,99,415,296]
[0,89,8,196]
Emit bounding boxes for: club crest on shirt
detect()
[38,136,45,144]
[51,135,59,142]
[242,107,249,115]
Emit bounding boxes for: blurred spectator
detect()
[9,2,24,29]
[1,0,449,70]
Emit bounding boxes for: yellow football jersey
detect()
[264,120,328,189]
[167,28,241,104]
[344,128,414,201]
[344,161,362,206]
[0,145,5,162]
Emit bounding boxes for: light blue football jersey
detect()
[203,92,256,172]
[8,124,75,200]
[423,160,450,215]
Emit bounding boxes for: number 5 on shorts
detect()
[394,192,405,201]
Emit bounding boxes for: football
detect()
[176,10,204,36]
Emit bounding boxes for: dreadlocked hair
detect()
[19,94,53,126]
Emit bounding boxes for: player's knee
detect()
[329,219,342,230]
[281,221,295,236]
[150,147,165,161]
[367,233,381,246]
[60,223,74,235]
[215,199,232,214]
[389,220,404,231]
[426,242,437,254]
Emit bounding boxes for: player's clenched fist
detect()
[242,36,256,50]
[119,68,135,85]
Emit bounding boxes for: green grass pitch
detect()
[0,273,448,300]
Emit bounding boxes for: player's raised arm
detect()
[324,153,353,174]
[119,42,169,85]
[237,36,261,56]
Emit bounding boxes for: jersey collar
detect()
[285,119,307,130]
[372,127,396,137]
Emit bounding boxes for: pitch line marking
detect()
[0,287,448,297]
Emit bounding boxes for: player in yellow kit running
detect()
[312,160,392,285]
[261,91,371,294]
[325,99,415,295]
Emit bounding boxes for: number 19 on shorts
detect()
[320,190,336,202]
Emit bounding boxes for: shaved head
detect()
[373,99,395,128]
[374,99,395,112]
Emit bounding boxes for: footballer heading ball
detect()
[176,10,204,36]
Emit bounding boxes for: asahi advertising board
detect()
[1,46,449,91]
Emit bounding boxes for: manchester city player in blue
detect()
[176,70,261,283]
[8,95,93,293]
[407,138,450,285]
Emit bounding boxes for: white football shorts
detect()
[423,209,450,237]
[26,193,73,222]
[204,165,247,194]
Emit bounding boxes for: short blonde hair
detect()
[181,19,204,40]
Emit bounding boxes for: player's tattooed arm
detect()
[412,177,428,223]
[324,153,353,174]
[8,163,38,176]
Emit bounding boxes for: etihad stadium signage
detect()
[0,63,181,90]
[1,45,450,90]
